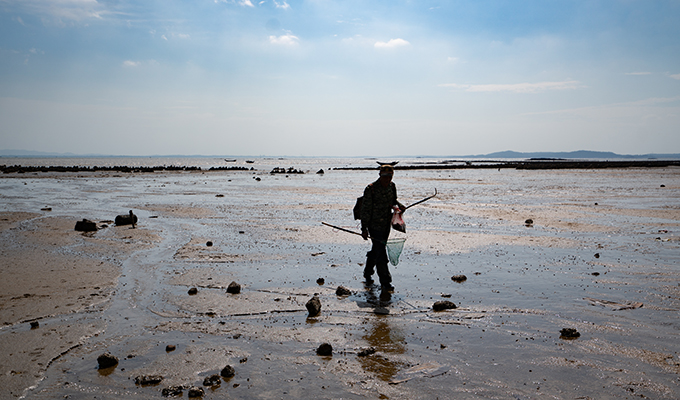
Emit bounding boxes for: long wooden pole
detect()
[404,188,437,210]
[321,222,363,236]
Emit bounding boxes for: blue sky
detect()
[1,0,679,156]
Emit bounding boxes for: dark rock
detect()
[441,294,452,298]
[594,253,600,258]
[591,272,600,276]
[559,328,580,339]
[135,375,163,386]
[41,207,52,211]
[162,386,184,397]
[255,177,261,181]
[203,374,221,387]
[357,347,376,357]
[188,287,198,295]
[525,218,534,226]
[316,169,324,174]
[187,386,205,398]
[75,219,97,232]
[226,281,241,294]
[661,184,666,187]
[316,278,325,285]
[30,321,39,329]
[306,295,321,317]
[336,286,351,296]
[115,211,138,226]
[451,275,467,283]
[166,344,176,352]
[97,353,119,369]
[206,241,213,247]
[432,300,457,311]
[216,194,224,197]
[220,365,235,378]
[316,343,333,356]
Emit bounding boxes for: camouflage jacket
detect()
[360,180,404,231]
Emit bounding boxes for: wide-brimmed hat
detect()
[379,164,394,175]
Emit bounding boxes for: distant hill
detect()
[459,150,680,160]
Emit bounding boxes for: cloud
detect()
[273,0,290,9]
[671,74,680,80]
[239,0,254,7]
[122,60,140,67]
[439,81,584,93]
[625,72,651,76]
[269,33,299,46]
[374,38,410,49]
[13,0,107,22]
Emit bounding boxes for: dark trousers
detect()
[364,226,391,286]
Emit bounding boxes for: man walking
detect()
[360,164,405,292]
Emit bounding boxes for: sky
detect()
[1,0,679,157]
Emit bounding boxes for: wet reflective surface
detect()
[1,158,679,399]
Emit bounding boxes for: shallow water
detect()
[1,160,679,399]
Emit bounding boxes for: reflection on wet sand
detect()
[358,288,407,382]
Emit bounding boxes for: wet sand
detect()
[0,166,679,399]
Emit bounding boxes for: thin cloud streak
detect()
[439,81,584,93]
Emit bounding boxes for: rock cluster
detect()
[451,275,467,283]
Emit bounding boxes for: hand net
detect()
[386,238,406,266]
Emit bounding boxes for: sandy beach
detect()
[1,162,679,399]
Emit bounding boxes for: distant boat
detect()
[245,160,254,164]
[377,161,399,166]
[224,159,237,162]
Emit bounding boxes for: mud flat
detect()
[0,165,679,399]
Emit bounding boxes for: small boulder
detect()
[525,218,534,226]
[203,374,221,387]
[206,241,213,247]
[336,286,351,296]
[97,353,119,369]
[316,169,324,174]
[166,344,176,352]
[316,278,325,285]
[162,386,184,397]
[135,375,163,386]
[187,386,205,398]
[432,300,457,311]
[30,321,39,329]
[226,281,241,294]
[560,328,580,339]
[451,275,467,283]
[316,343,333,356]
[115,211,138,226]
[188,287,198,295]
[306,295,321,317]
[220,365,235,378]
[75,219,97,232]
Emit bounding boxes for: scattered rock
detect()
[525,218,534,226]
[162,386,184,397]
[216,194,224,197]
[316,278,325,285]
[441,294,452,298]
[202,374,221,387]
[559,328,580,339]
[238,231,245,234]
[226,281,241,294]
[135,375,163,386]
[206,241,213,247]
[591,272,600,276]
[187,386,205,398]
[440,344,447,349]
[75,219,97,232]
[255,177,261,181]
[114,211,138,226]
[661,184,666,187]
[30,321,39,329]
[97,353,119,369]
[166,344,176,352]
[41,207,52,211]
[188,287,198,295]
[357,347,376,357]
[594,253,600,258]
[220,365,235,378]
[432,300,457,311]
[306,295,321,317]
[451,275,467,283]
[316,169,324,174]
[594,202,598,205]
[336,286,351,296]
[316,343,333,356]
